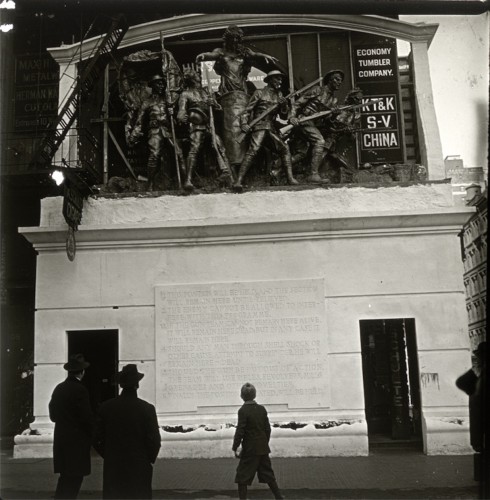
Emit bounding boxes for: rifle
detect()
[235,75,324,144]
[160,34,182,189]
[203,65,236,182]
[279,98,381,136]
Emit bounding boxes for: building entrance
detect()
[68,330,118,413]
[360,319,422,450]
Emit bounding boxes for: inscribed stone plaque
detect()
[155,279,328,413]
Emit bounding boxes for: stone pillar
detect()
[411,41,445,180]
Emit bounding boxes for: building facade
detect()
[2,10,481,457]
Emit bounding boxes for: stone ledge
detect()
[38,183,458,228]
[14,421,368,459]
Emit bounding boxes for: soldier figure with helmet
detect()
[289,69,345,183]
[130,74,184,190]
[233,70,298,192]
[177,68,232,191]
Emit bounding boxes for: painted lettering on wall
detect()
[15,53,59,132]
[361,94,400,150]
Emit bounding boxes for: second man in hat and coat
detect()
[94,364,161,499]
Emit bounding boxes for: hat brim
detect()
[264,74,284,83]
[63,360,90,371]
[473,346,486,356]
[117,372,145,384]
[323,70,345,83]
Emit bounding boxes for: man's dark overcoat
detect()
[456,367,485,452]
[49,375,94,476]
[94,389,161,499]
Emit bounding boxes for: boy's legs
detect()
[235,455,259,499]
[257,455,284,499]
[238,483,248,499]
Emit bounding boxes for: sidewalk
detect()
[0,444,480,499]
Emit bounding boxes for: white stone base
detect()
[159,421,368,458]
[13,432,54,459]
[422,416,473,455]
[14,421,368,459]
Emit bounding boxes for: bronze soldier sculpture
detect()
[129,74,183,190]
[177,68,233,191]
[289,69,344,183]
[324,87,364,182]
[233,70,298,192]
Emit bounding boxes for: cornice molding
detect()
[20,208,474,253]
[48,13,439,64]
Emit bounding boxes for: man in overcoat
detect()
[232,383,284,500]
[94,364,161,499]
[49,353,93,499]
[456,341,487,482]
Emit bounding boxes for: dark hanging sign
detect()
[14,54,59,132]
[351,38,404,164]
[62,181,84,231]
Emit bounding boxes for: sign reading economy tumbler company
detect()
[351,37,404,164]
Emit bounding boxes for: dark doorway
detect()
[68,330,118,413]
[360,319,422,451]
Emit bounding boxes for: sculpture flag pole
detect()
[160,33,182,189]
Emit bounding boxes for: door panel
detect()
[68,330,118,412]
[360,319,422,446]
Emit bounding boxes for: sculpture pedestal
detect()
[16,183,474,458]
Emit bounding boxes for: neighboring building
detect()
[460,185,487,353]
[2,9,484,459]
[444,156,486,206]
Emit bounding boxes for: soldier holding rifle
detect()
[177,68,233,191]
[233,70,298,192]
[288,69,345,184]
[129,74,184,191]
[324,87,364,182]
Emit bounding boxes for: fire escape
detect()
[29,14,128,237]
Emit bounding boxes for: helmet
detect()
[188,107,208,125]
[148,74,165,86]
[323,69,345,84]
[264,70,285,84]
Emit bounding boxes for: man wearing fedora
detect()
[289,69,344,183]
[233,70,298,192]
[94,364,161,499]
[49,353,94,499]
